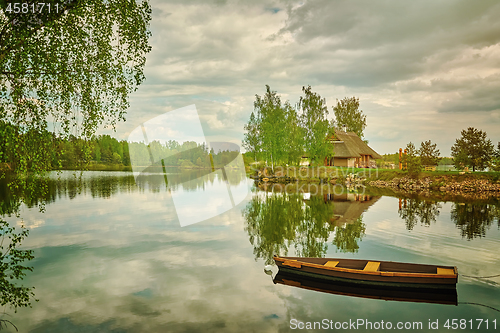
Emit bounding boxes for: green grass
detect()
[246,163,500,184]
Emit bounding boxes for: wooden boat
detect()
[273,270,457,305]
[273,255,458,288]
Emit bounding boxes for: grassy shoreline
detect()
[4,162,499,185]
[249,165,500,182]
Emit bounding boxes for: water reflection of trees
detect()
[0,169,248,206]
[244,192,310,264]
[332,217,366,253]
[0,220,36,307]
[398,196,500,239]
[126,168,246,193]
[451,201,500,240]
[398,198,442,230]
[1,176,39,317]
[1,173,136,206]
[243,191,369,264]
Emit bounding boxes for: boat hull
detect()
[273,256,458,288]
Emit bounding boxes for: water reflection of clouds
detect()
[5,173,290,332]
[171,171,233,227]
[16,218,45,229]
[15,208,289,332]
[11,191,177,249]
[6,174,500,331]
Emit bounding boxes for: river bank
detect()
[365,170,500,198]
[250,166,500,196]
[365,184,500,203]
[368,176,500,193]
[249,166,374,183]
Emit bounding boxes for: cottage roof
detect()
[330,131,382,159]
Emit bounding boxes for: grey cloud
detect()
[439,99,500,113]
[282,0,500,49]
[394,74,500,114]
[115,0,500,154]
[438,77,500,113]
[399,75,496,93]
[277,0,500,86]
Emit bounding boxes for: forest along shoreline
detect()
[249,166,500,198]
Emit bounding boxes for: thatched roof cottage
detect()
[325,131,381,168]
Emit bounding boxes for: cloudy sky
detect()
[111,0,500,156]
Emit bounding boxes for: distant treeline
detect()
[0,120,239,171]
[128,140,239,169]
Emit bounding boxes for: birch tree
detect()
[332,97,366,139]
[1,0,152,174]
[299,86,330,166]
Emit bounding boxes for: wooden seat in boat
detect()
[324,261,339,267]
[364,262,380,272]
[437,268,455,275]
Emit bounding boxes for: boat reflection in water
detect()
[273,255,458,306]
[273,270,458,306]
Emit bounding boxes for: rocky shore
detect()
[369,176,500,195]
[250,174,299,183]
[248,167,500,198]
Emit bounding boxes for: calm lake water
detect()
[1,170,499,332]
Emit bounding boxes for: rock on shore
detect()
[369,177,500,194]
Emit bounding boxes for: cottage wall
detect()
[333,157,355,167]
